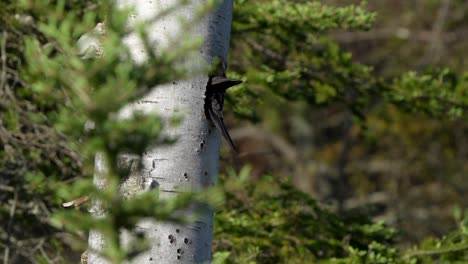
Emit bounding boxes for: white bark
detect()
[87,1,235,263]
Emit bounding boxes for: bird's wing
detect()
[208,98,237,152]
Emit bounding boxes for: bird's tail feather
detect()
[209,109,238,153]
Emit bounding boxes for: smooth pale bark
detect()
[87,1,235,263]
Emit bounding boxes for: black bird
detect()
[205,72,242,152]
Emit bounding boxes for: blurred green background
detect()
[225,0,468,245]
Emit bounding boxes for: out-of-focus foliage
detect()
[214,168,397,263]
[213,169,468,263]
[229,0,378,121]
[229,0,468,121]
[2,0,468,263]
[225,0,468,248]
[1,0,221,263]
[234,0,375,34]
[390,70,468,119]
[0,0,97,262]
[336,0,468,245]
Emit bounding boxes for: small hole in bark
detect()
[168,235,175,243]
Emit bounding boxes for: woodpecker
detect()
[205,59,242,152]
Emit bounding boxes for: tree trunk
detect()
[87,1,235,263]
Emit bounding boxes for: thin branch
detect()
[4,190,18,264]
[404,244,468,259]
[418,0,452,66]
[336,118,353,211]
[2,247,8,264]
[332,28,468,44]
[0,31,9,98]
[245,37,283,62]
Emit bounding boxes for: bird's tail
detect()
[219,118,238,153]
[209,109,238,153]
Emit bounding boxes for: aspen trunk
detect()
[87,1,235,263]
